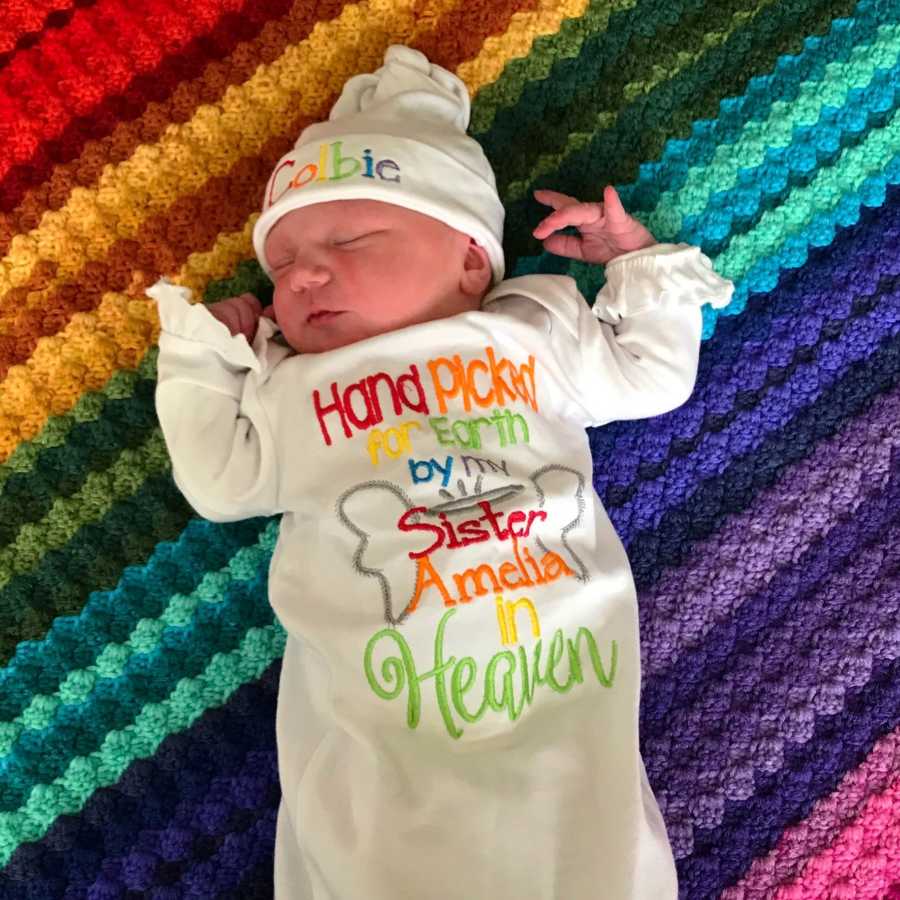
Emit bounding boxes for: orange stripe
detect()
[0,0,537,460]
[0,0,345,257]
[0,0,536,379]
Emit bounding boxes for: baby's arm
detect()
[577,244,732,423]
[532,186,733,424]
[150,280,288,522]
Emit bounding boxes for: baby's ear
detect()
[460,239,492,297]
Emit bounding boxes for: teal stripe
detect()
[0,523,280,857]
[0,619,284,864]
[650,25,900,231]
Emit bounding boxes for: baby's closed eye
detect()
[333,230,386,246]
[269,230,387,271]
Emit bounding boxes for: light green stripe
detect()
[0,618,286,864]
[0,428,170,589]
[470,0,638,134]
[0,349,157,489]
[716,101,900,283]
[648,23,900,235]
[0,521,278,755]
[505,0,775,201]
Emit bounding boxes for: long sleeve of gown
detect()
[578,242,733,425]
[483,243,734,428]
[150,279,290,522]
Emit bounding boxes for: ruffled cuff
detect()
[148,278,283,374]
[592,243,734,323]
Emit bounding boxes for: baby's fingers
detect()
[532,201,602,240]
[601,184,630,225]
[236,302,260,339]
[210,306,240,336]
[533,188,580,210]
[539,232,586,262]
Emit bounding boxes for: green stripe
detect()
[493,0,770,198]
[504,0,777,201]
[0,619,285,865]
[0,353,157,490]
[470,0,638,134]
[0,430,169,591]
[500,0,860,265]
[0,474,194,665]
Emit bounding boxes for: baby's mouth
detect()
[307,310,345,324]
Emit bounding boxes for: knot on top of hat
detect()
[323,44,471,136]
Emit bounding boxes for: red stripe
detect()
[0,0,248,180]
[0,0,292,213]
[0,0,76,55]
[0,1,100,67]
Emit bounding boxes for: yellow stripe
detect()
[459,0,590,93]
[179,218,259,298]
[0,0,596,460]
[0,0,436,300]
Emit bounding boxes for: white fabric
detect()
[152,243,733,900]
[251,45,506,284]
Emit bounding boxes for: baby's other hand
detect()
[208,293,276,342]
[532,185,657,265]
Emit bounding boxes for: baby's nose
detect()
[288,262,331,292]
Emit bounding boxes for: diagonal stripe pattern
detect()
[0,0,898,897]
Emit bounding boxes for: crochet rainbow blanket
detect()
[1,1,898,897]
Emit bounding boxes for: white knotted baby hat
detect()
[251,45,506,285]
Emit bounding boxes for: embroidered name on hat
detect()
[267,141,401,208]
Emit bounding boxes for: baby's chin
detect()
[287,316,435,354]
[286,320,381,355]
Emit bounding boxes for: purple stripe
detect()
[641,384,900,675]
[178,810,276,897]
[100,768,277,897]
[616,277,900,536]
[642,451,900,855]
[99,804,278,898]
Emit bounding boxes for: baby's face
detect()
[263,199,487,354]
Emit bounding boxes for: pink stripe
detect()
[723,727,900,899]
[774,775,900,900]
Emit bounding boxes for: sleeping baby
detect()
[150,44,733,900]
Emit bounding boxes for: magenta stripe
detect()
[650,522,900,855]
[723,727,900,898]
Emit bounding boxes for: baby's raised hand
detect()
[532,185,657,265]
[208,293,277,342]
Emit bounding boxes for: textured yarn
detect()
[0,1,898,898]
